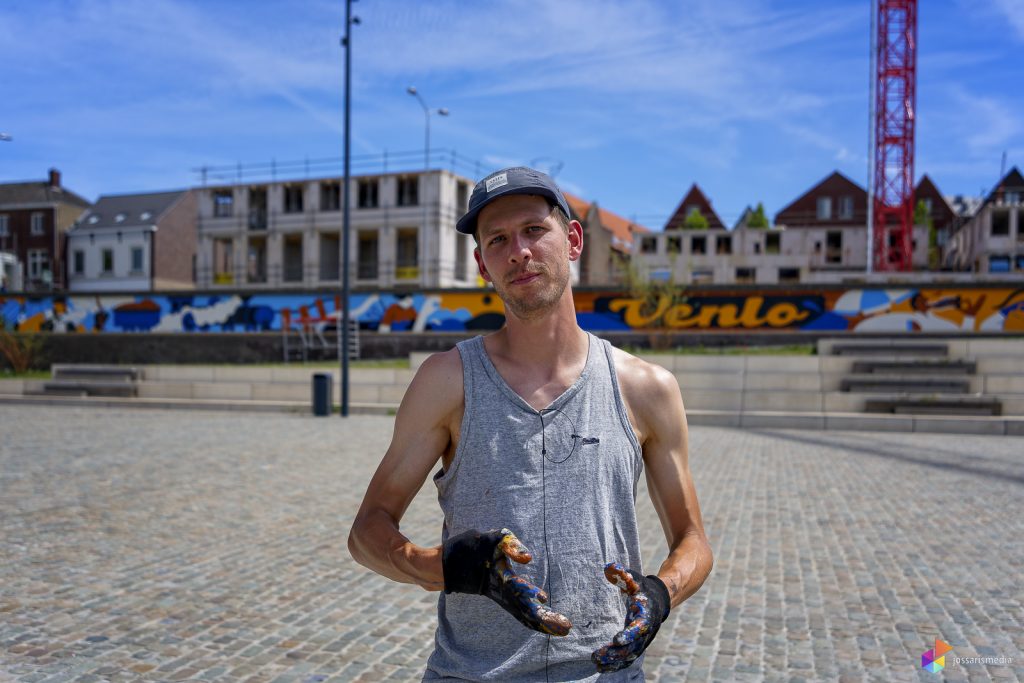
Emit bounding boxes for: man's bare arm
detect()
[347,350,463,591]
[621,356,714,608]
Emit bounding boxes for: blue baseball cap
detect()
[456,166,571,235]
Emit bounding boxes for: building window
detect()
[30,212,44,236]
[666,236,682,254]
[692,270,713,284]
[284,185,304,213]
[754,242,762,254]
[73,250,85,275]
[213,190,234,217]
[214,238,234,284]
[357,231,378,279]
[923,198,933,212]
[640,236,658,254]
[0,214,8,237]
[816,196,832,220]
[691,235,707,255]
[396,228,419,278]
[397,177,419,207]
[1005,191,1020,205]
[778,267,800,283]
[320,182,341,212]
[319,233,340,281]
[131,247,144,273]
[1016,254,1024,271]
[992,211,1010,236]
[102,249,114,273]
[838,195,854,220]
[358,179,379,209]
[735,267,755,283]
[989,255,1011,273]
[826,231,842,264]
[249,187,267,230]
[283,234,304,282]
[456,183,470,212]
[247,236,268,283]
[765,232,780,254]
[28,250,49,280]
[716,235,732,255]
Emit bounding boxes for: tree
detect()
[683,207,709,230]
[913,199,932,228]
[747,202,770,229]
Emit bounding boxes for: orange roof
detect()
[564,192,592,219]
[563,191,649,253]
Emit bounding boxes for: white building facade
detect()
[195,170,482,290]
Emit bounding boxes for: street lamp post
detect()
[339,0,360,418]
[406,87,448,285]
[406,86,448,172]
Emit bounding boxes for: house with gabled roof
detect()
[773,170,929,275]
[631,182,795,284]
[944,167,1024,273]
[664,184,726,231]
[67,190,197,292]
[0,169,91,291]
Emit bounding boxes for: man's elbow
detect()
[347,515,370,568]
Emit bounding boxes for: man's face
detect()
[473,194,582,321]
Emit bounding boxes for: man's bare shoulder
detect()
[610,346,680,406]
[399,350,464,419]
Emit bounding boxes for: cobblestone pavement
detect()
[1,405,1022,683]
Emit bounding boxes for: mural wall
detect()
[2,287,1024,334]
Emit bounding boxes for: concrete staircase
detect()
[829,341,1004,416]
[28,364,141,398]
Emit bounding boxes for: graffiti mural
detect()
[1,287,1023,334]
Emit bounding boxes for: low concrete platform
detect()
[3,393,1023,435]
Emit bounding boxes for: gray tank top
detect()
[424,333,647,682]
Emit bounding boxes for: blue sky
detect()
[1,0,1021,230]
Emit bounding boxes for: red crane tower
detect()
[871,0,917,271]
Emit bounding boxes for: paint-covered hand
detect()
[442,527,572,636]
[591,562,671,673]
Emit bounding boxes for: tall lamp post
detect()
[406,87,448,172]
[339,0,360,418]
[406,87,447,283]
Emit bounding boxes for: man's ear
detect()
[567,220,584,262]
[473,248,492,283]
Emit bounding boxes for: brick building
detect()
[0,169,91,291]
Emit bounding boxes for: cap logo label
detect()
[485,173,508,193]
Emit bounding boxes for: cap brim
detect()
[456,186,564,235]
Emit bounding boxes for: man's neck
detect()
[490,293,588,373]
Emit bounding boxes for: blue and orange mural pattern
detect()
[2,287,1024,334]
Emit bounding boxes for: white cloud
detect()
[988,0,1024,41]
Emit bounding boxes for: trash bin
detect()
[312,372,332,417]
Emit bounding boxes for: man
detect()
[348,167,712,681]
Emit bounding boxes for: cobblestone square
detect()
[1,405,1022,682]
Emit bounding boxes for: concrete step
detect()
[35,380,139,397]
[831,343,948,357]
[51,364,141,381]
[865,397,1002,416]
[850,360,976,375]
[840,376,971,393]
